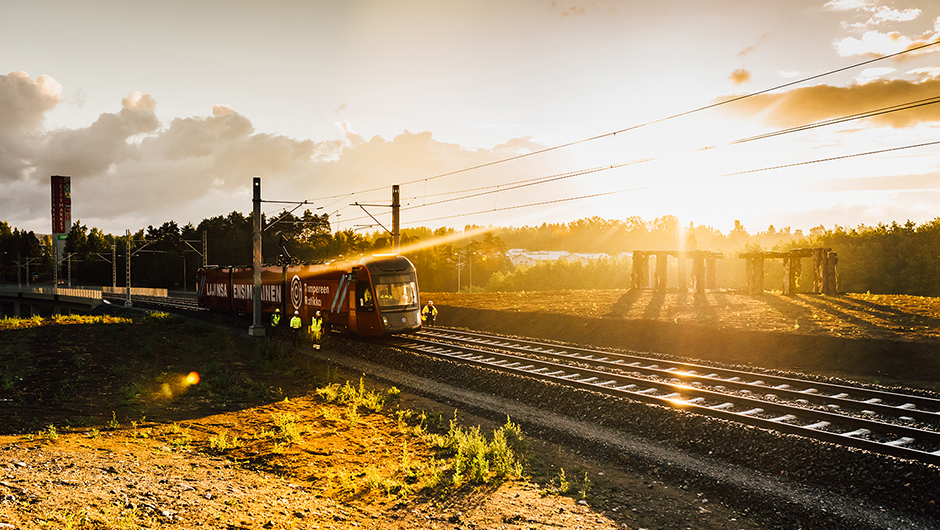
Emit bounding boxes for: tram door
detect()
[347,279,357,332]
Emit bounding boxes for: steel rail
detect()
[389,332,940,465]
[415,328,940,423]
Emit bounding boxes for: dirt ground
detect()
[2,289,939,529]
[0,312,750,530]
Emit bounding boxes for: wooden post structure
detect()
[782,256,797,295]
[631,252,649,289]
[705,257,717,290]
[691,253,705,294]
[812,248,826,294]
[654,253,668,292]
[744,257,764,295]
[677,254,687,291]
[825,251,838,295]
[740,248,837,295]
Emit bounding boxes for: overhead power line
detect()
[391,139,940,228]
[311,39,940,204]
[344,93,940,226]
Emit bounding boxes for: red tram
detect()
[196,255,422,336]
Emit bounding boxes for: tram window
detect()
[374,275,418,309]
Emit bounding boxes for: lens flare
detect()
[185,372,200,385]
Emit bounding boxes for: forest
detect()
[1,213,939,297]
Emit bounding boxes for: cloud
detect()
[907,66,940,79]
[825,0,920,23]
[869,6,921,24]
[717,77,940,128]
[549,0,616,18]
[0,71,63,133]
[824,0,875,11]
[0,71,566,233]
[836,29,917,56]
[729,68,752,85]
[30,91,161,182]
[819,172,940,192]
[550,1,587,17]
[855,66,896,83]
[337,120,365,146]
[738,35,770,58]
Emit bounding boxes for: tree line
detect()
[2,214,939,297]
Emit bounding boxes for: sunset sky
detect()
[2,0,939,238]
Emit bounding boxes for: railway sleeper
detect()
[842,428,871,438]
[884,437,915,447]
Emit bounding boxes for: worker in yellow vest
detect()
[421,301,438,326]
[269,308,281,340]
[309,310,323,349]
[289,311,302,346]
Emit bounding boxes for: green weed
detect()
[208,430,241,453]
[42,424,59,441]
[428,415,524,486]
[272,412,304,443]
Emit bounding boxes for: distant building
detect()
[506,249,616,267]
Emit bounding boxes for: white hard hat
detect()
[428,301,434,305]
[294,311,299,315]
[315,311,321,316]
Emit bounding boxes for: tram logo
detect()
[290,275,303,311]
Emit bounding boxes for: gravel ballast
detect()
[320,334,940,530]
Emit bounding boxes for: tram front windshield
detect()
[373,274,418,310]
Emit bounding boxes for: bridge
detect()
[0,285,171,318]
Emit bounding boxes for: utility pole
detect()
[351,185,400,253]
[125,229,132,307]
[249,177,265,337]
[124,231,154,307]
[96,245,117,290]
[392,184,400,253]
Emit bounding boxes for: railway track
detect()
[103,294,206,312]
[389,327,940,465]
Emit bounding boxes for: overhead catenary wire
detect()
[343,93,940,226]
[306,39,940,205]
[391,139,940,228]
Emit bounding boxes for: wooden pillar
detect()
[812,248,825,293]
[824,251,838,295]
[677,254,687,291]
[705,257,717,290]
[793,257,802,292]
[745,257,764,294]
[654,253,668,292]
[632,252,649,289]
[783,255,798,295]
[691,253,705,294]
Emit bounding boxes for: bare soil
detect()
[2,289,939,529]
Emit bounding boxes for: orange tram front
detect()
[196,255,422,336]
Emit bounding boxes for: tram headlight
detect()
[382,316,388,326]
